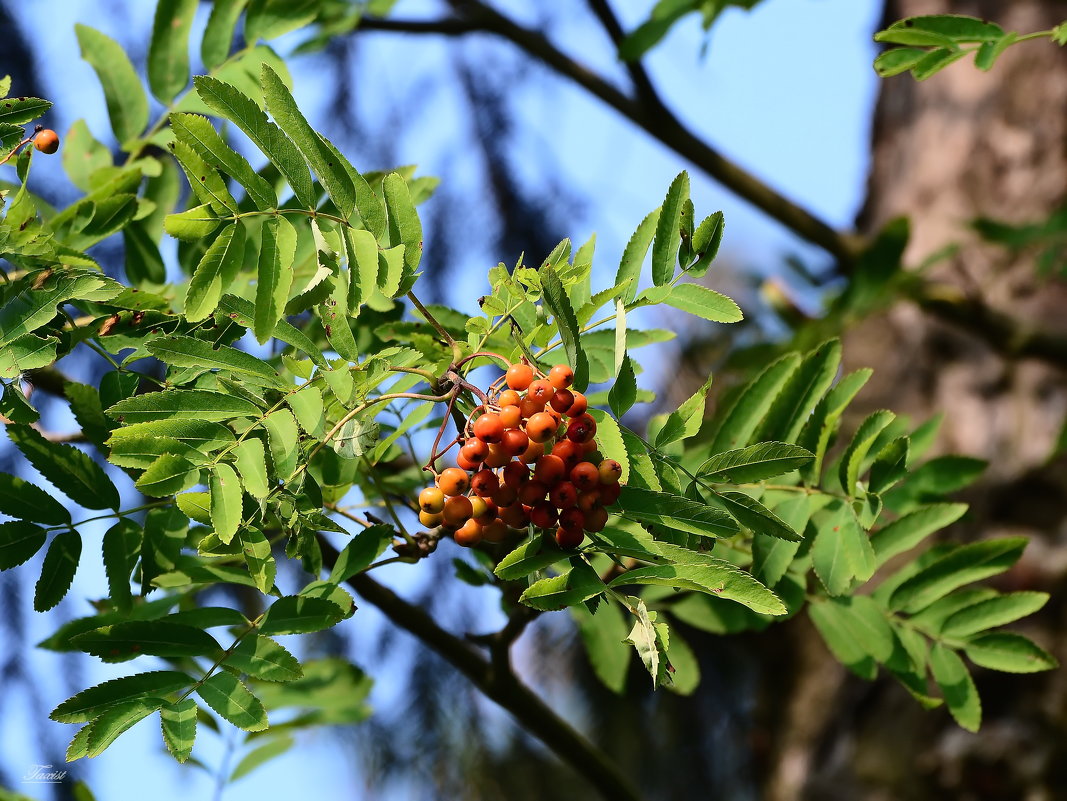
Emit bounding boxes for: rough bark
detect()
[766,3,1067,799]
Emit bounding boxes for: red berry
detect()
[471,469,500,498]
[437,468,470,496]
[502,459,530,489]
[548,365,574,390]
[558,507,585,531]
[549,481,578,509]
[472,496,495,524]
[566,414,597,444]
[555,526,584,549]
[534,454,566,485]
[473,412,505,443]
[529,501,558,529]
[577,490,600,512]
[550,389,574,414]
[520,397,545,418]
[599,482,622,506]
[493,484,519,507]
[552,439,580,466]
[570,461,599,491]
[585,506,609,532]
[518,480,548,505]
[506,363,534,391]
[500,428,530,457]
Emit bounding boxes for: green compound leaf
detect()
[0,473,70,525]
[259,595,346,635]
[184,222,245,322]
[194,75,316,208]
[664,283,742,323]
[209,463,243,545]
[615,485,738,538]
[196,672,268,732]
[34,530,82,612]
[930,643,981,732]
[71,621,222,662]
[85,698,163,758]
[160,698,198,763]
[51,671,193,723]
[0,521,47,571]
[540,264,589,392]
[106,389,261,423]
[609,562,786,616]
[520,562,606,611]
[9,425,120,510]
[226,634,303,681]
[75,24,148,145]
[147,336,285,388]
[698,442,813,484]
[147,0,197,103]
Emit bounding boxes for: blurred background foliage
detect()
[1,0,1065,799]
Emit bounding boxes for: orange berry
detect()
[456,451,478,471]
[471,469,499,498]
[461,438,489,463]
[499,502,529,528]
[454,518,483,546]
[521,438,546,463]
[419,487,445,513]
[506,363,534,391]
[473,412,504,443]
[481,518,509,543]
[498,389,521,407]
[484,443,510,469]
[33,129,59,154]
[419,510,443,527]
[555,526,584,549]
[598,459,623,484]
[534,454,567,485]
[552,439,580,466]
[548,364,574,390]
[526,412,557,444]
[442,495,474,527]
[565,392,588,418]
[499,405,522,429]
[437,467,470,496]
[471,496,494,523]
[570,461,599,491]
[528,379,554,405]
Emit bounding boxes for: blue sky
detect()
[1,1,881,798]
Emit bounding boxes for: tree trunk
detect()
[765,2,1067,799]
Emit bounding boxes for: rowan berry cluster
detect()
[418,362,622,549]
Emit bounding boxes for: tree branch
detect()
[359,4,861,265]
[317,537,644,801]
